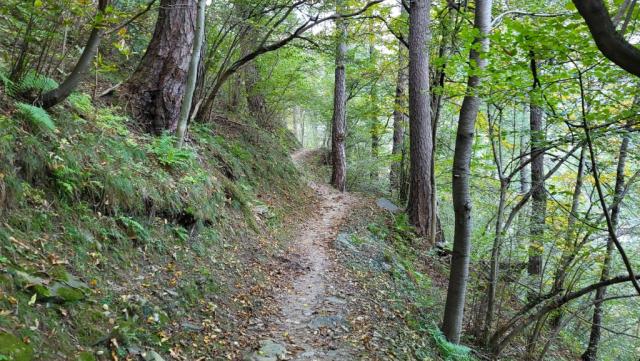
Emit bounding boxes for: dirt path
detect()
[245,149,359,360]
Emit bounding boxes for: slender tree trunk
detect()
[40,0,110,108]
[176,0,206,147]
[581,126,630,361]
[549,146,586,322]
[528,54,545,300]
[330,3,347,192]
[483,110,507,345]
[406,0,435,238]
[124,0,197,134]
[369,42,380,180]
[442,0,492,343]
[390,42,408,194]
[519,131,530,194]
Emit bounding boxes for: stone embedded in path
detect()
[243,339,287,361]
[308,315,348,330]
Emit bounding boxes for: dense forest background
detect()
[1,0,640,360]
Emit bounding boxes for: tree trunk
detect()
[369,42,380,180]
[550,146,586,323]
[528,54,545,300]
[330,2,347,192]
[40,0,110,108]
[581,126,630,361]
[390,42,407,194]
[442,0,492,344]
[124,0,196,134]
[406,0,434,238]
[176,0,206,148]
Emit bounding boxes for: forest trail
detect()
[245,149,360,360]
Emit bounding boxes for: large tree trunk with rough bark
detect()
[124,0,196,134]
[330,3,347,192]
[406,0,434,238]
[442,0,492,343]
[581,126,630,361]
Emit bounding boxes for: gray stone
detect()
[142,350,165,361]
[335,233,357,252]
[376,198,401,213]
[325,296,347,305]
[244,339,287,361]
[308,315,348,329]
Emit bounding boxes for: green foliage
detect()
[430,326,474,361]
[15,71,58,95]
[148,135,194,168]
[15,102,55,131]
[68,93,94,114]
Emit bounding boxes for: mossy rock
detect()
[0,333,33,361]
[10,269,89,303]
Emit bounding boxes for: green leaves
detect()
[15,102,55,132]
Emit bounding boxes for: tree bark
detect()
[442,0,492,344]
[581,125,630,361]
[124,0,196,134]
[176,0,206,148]
[406,0,434,238]
[330,2,347,192]
[369,42,380,181]
[390,42,407,194]
[40,0,110,108]
[528,55,545,300]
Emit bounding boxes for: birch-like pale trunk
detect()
[442,0,492,343]
[176,0,206,148]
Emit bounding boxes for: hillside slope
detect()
[0,93,311,360]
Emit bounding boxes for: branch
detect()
[572,0,640,77]
[491,10,571,28]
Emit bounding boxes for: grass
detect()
[0,88,305,359]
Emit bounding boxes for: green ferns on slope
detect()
[0,91,302,360]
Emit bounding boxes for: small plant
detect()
[116,216,150,243]
[430,325,474,361]
[15,70,58,95]
[68,93,94,114]
[15,102,55,132]
[148,135,194,168]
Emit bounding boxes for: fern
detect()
[68,92,94,114]
[16,71,58,94]
[0,66,14,95]
[148,134,194,168]
[15,102,55,132]
[430,326,475,361]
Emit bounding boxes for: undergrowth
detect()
[0,87,303,360]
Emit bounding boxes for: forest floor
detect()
[243,149,362,360]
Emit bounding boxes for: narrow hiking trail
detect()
[245,149,360,360]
